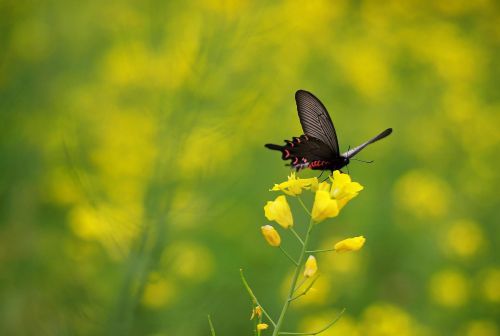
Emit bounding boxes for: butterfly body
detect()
[265,135,348,171]
[265,90,392,172]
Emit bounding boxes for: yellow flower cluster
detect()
[265,171,363,229]
[312,171,364,222]
[271,172,318,196]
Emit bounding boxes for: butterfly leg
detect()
[317,170,325,179]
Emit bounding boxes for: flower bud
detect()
[250,305,263,320]
[261,225,281,247]
[334,236,366,253]
[257,323,269,331]
[303,255,318,277]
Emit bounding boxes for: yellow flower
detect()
[257,323,269,331]
[330,170,363,210]
[304,255,318,277]
[251,306,263,319]
[311,190,339,223]
[334,236,366,252]
[261,225,281,247]
[271,172,318,196]
[264,195,293,228]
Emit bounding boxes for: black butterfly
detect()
[265,90,392,172]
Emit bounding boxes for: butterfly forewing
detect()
[295,90,339,156]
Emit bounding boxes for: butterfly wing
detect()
[295,90,339,157]
[342,128,392,158]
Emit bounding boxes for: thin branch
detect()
[290,227,304,246]
[306,248,335,253]
[280,246,299,266]
[207,315,216,336]
[293,277,308,293]
[239,269,277,327]
[297,196,311,216]
[278,308,346,335]
[290,275,320,302]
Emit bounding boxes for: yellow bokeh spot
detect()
[141,272,175,309]
[69,204,140,260]
[320,237,364,274]
[334,41,391,99]
[429,269,469,307]
[69,205,107,240]
[293,275,334,307]
[394,170,450,220]
[480,268,500,303]
[445,219,485,258]
[360,303,419,336]
[463,320,499,336]
[161,242,214,282]
[299,311,359,336]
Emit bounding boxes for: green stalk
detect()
[272,218,315,336]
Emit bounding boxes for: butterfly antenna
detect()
[351,158,374,164]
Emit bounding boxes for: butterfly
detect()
[265,90,392,172]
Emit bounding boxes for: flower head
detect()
[264,195,293,228]
[261,225,281,247]
[311,190,339,223]
[330,170,363,210]
[271,172,318,196]
[303,255,318,277]
[257,323,269,331]
[334,236,366,252]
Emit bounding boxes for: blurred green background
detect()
[1,0,499,335]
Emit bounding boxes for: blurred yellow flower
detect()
[257,323,269,331]
[480,268,500,303]
[264,195,293,229]
[251,306,263,320]
[304,255,318,278]
[330,170,364,210]
[312,190,339,222]
[271,172,318,196]
[261,225,281,247]
[161,242,214,282]
[394,170,450,219]
[361,303,419,336]
[429,269,469,307]
[141,273,175,309]
[445,219,484,258]
[463,320,499,336]
[334,236,366,253]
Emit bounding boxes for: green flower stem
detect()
[207,315,216,336]
[278,308,345,335]
[240,269,277,327]
[306,248,335,253]
[272,217,315,336]
[279,246,299,266]
[290,275,320,302]
[297,196,311,216]
[293,277,308,292]
[290,227,304,246]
